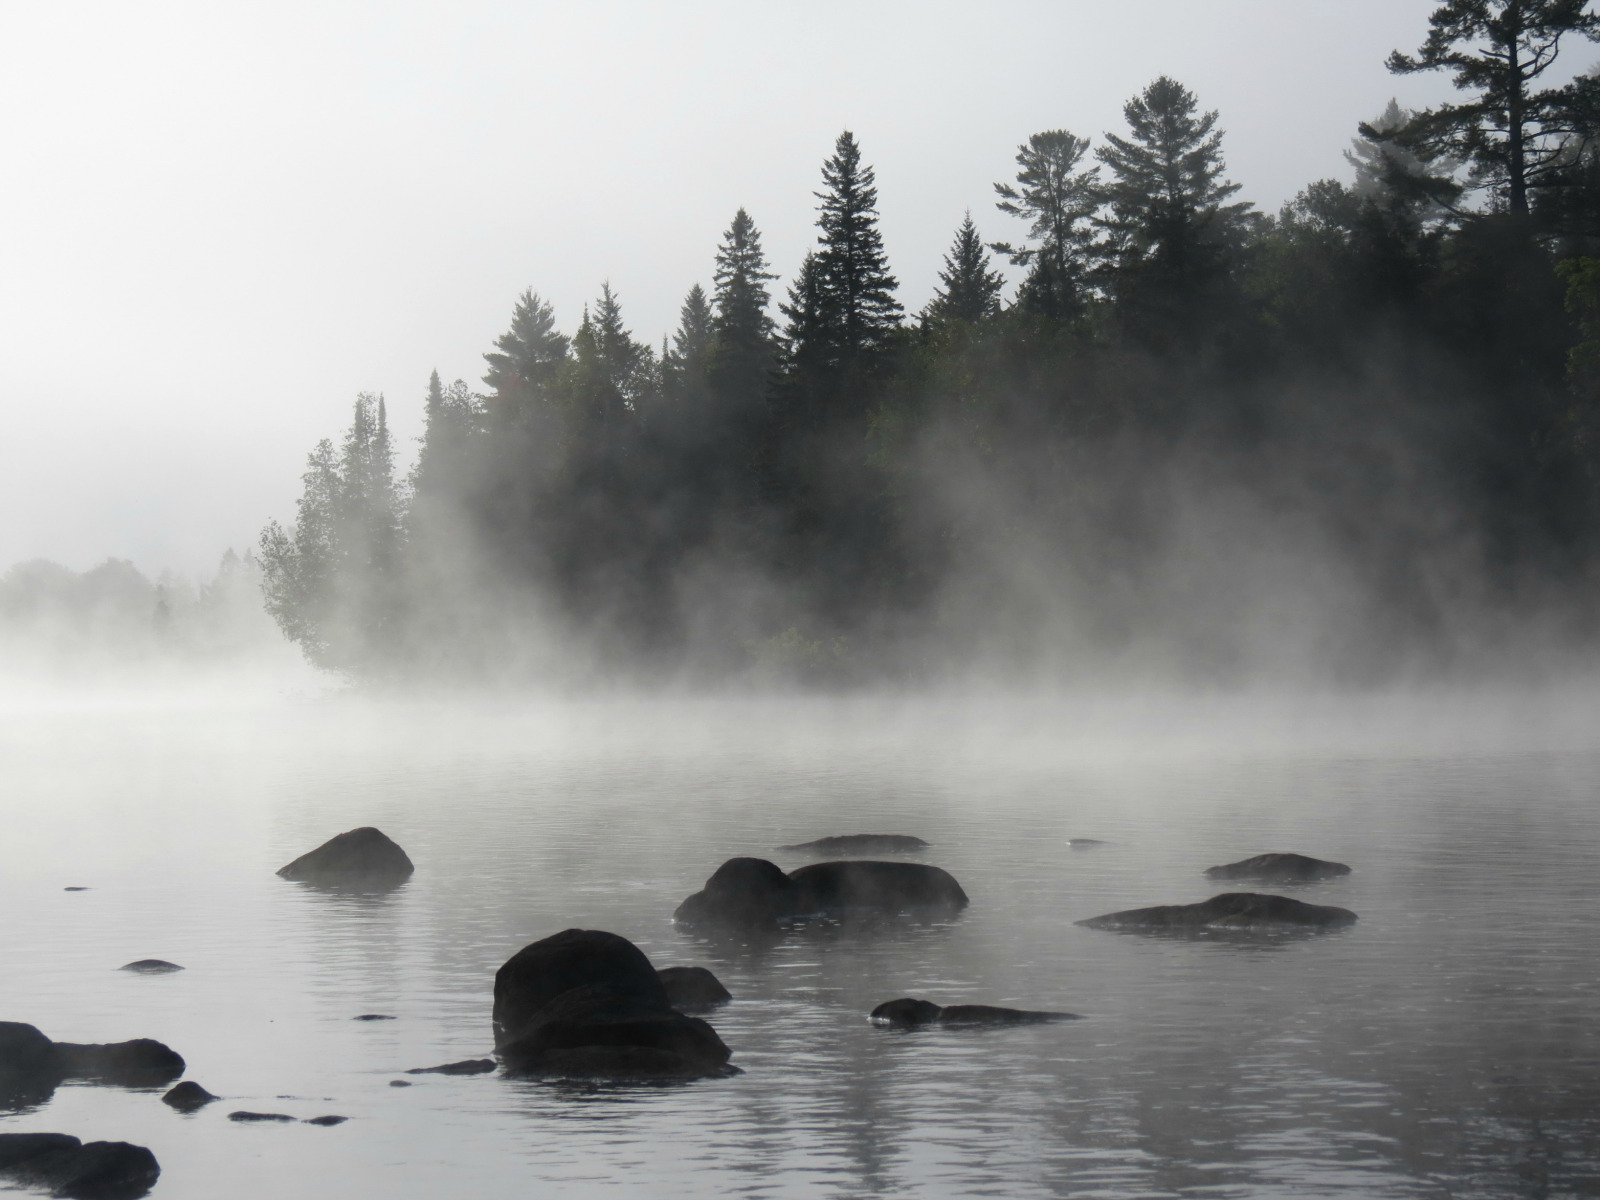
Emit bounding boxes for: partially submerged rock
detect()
[0,1023,184,1100]
[656,966,731,1012]
[674,857,968,928]
[118,960,182,974]
[160,1081,216,1112]
[870,998,1080,1028]
[777,834,929,856]
[0,1133,160,1199]
[304,1116,347,1126]
[1078,892,1358,932]
[228,1111,295,1123]
[352,1014,395,1021]
[405,1059,496,1076]
[1067,838,1106,847]
[1204,853,1351,883]
[493,929,733,1080]
[276,827,414,886]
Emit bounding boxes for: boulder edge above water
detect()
[0,1132,160,1199]
[674,858,968,928]
[870,998,1081,1028]
[1077,892,1358,932]
[276,827,414,886]
[656,966,732,1012]
[0,1023,185,1096]
[1203,853,1351,883]
[776,834,929,856]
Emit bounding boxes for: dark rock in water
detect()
[657,966,731,1012]
[118,960,182,974]
[54,1040,185,1087]
[352,1014,395,1021]
[388,1080,412,1087]
[870,998,1080,1028]
[228,1111,295,1123]
[63,887,90,892]
[303,1115,347,1126]
[405,1059,496,1075]
[276,827,414,885]
[1204,852,1352,883]
[1067,838,1106,847]
[1078,892,1358,932]
[0,1133,160,1199]
[674,858,968,928]
[493,929,733,1080]
[777,834,929,856]
[160,1081,216,1112]
[0,1022,59,1079]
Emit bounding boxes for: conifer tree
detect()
[992,132,1101,318]
[709,208,778,405]
[1383,0,1600,218]
[807,131,902,368]
[925,213,1006,325]
[663,283,714,407]
[482,289,570,411]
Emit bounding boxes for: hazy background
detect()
[0,0,1472,578]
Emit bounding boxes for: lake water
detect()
[2,690,1598,1198]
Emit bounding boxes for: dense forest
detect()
[260,2,1600,685]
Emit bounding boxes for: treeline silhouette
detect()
[260,8,1600,683]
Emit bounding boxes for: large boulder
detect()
[1204,853,1351,883]
[0,1132,160,1199]
[674,858,968,928]
[1077,892,1358,932]
[276,827,414,886]
[493,929,731,1080]
[777,834,928,856]
[656,966,731,1012]
[870,998,1080,1028]
[0,1023,184,1099]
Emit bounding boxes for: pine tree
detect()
[1347,99,1463,230]
[1383,0,1600,218]
[992,132,1101,318]
[924,213,1006,325]
[808,131,903,368]
[482,289,570,411]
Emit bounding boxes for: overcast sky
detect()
[0,1,1563,577]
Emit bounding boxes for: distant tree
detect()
[709,208,778,406]
[1095,77,1254,336]
[663,283,714,407]
[571,284,655,424]
[1383,0,1600,218]
[780,250,831,378]
[992,132,1101,317]
[482,289,571,412]
[410,370,479,502]
[1347,99,1464,231]
[924,212,1006,325]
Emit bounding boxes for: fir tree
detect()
[663,283,714,406]
[708,208,778,409]
[809,131,903,368]
[925,212,1006,325]
[482,289,570,410]
[992,132,1101,318]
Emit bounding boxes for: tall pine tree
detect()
[992,131,1101,318]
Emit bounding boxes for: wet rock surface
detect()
[276,827,414,886]
[0,1132,160,1199]
[777,834,929,856]
[657,966,731,1012]
[118,960,182,974]
[228,1111,295,1123]
[1,1023,184,1104]
[674,858,969,928]
[1078,892,1359,932]
[304,1115,347,1126]
[160,1081,216,1112]
[871,998,1081,1028]
[352,1014,395,1021]
[405,1059,496,1075]
[1204,852,1352,883]
[494,930,733,1080]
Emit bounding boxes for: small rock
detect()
[870,998,1080,1028]
[161,1081,216,1112]
[405,1059,496,1076]
[388,1080,412,1087]
[227,1111,295,1123]
[1204,852,1351,883]
[118,960,183,974]
[63,887,90,892]
[277,827,414,886]
[777,834,929,856]
[1078,892,1358,932]
[657,966,732,1012]
[1067,838,1106,847]
[303,1116,347,1126]
[352,1014,395,1021]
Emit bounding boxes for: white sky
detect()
[0,0,1551,577]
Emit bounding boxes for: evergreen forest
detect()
[260,4,1600,685]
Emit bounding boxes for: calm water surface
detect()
[1,693,1598,1198]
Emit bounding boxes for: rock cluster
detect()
[0,1132,159,1199]
[674,857,968,927]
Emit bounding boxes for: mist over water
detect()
[2,693,1598,1198]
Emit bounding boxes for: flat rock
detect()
[388,1080,411,1087]
[352,1014,395,1021]
[1078,892,1358,932]
[303,1115,347,1126]
[276,827,414,886]
[870,998,1080,1028]
[674,858,968,928]
[0,1132,160,1199]
[160,1081,216,1112]
[777,834,929,856]
[63,887,90,892]
[1067,838,1106,847]
[657,966,731,1012]
[1204,852,1351,883]
[405,1059,496,1076]
[118,960,182,974]
[227,1111,295,1123]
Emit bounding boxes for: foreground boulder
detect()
[1204,853,1351,883]
[674,858,968,928]
[777,834,928,856]
[0,1023,184,1102]
[1078,892,1358,932]
[0,1133,159,1199]
[871,998,1081,1028]
[656,966,731,1012]
[276,827,414,886]
[493,929,732,1080]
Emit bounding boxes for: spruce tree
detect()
[663,283,714,407]
[810,131,902,368]
[1383,0,1600,218]
[709,208,778,409]
[482,289,570,410]
[992,132,1101,318]
[925,213,1006,325]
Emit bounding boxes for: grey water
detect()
[2,692,1599,1199]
